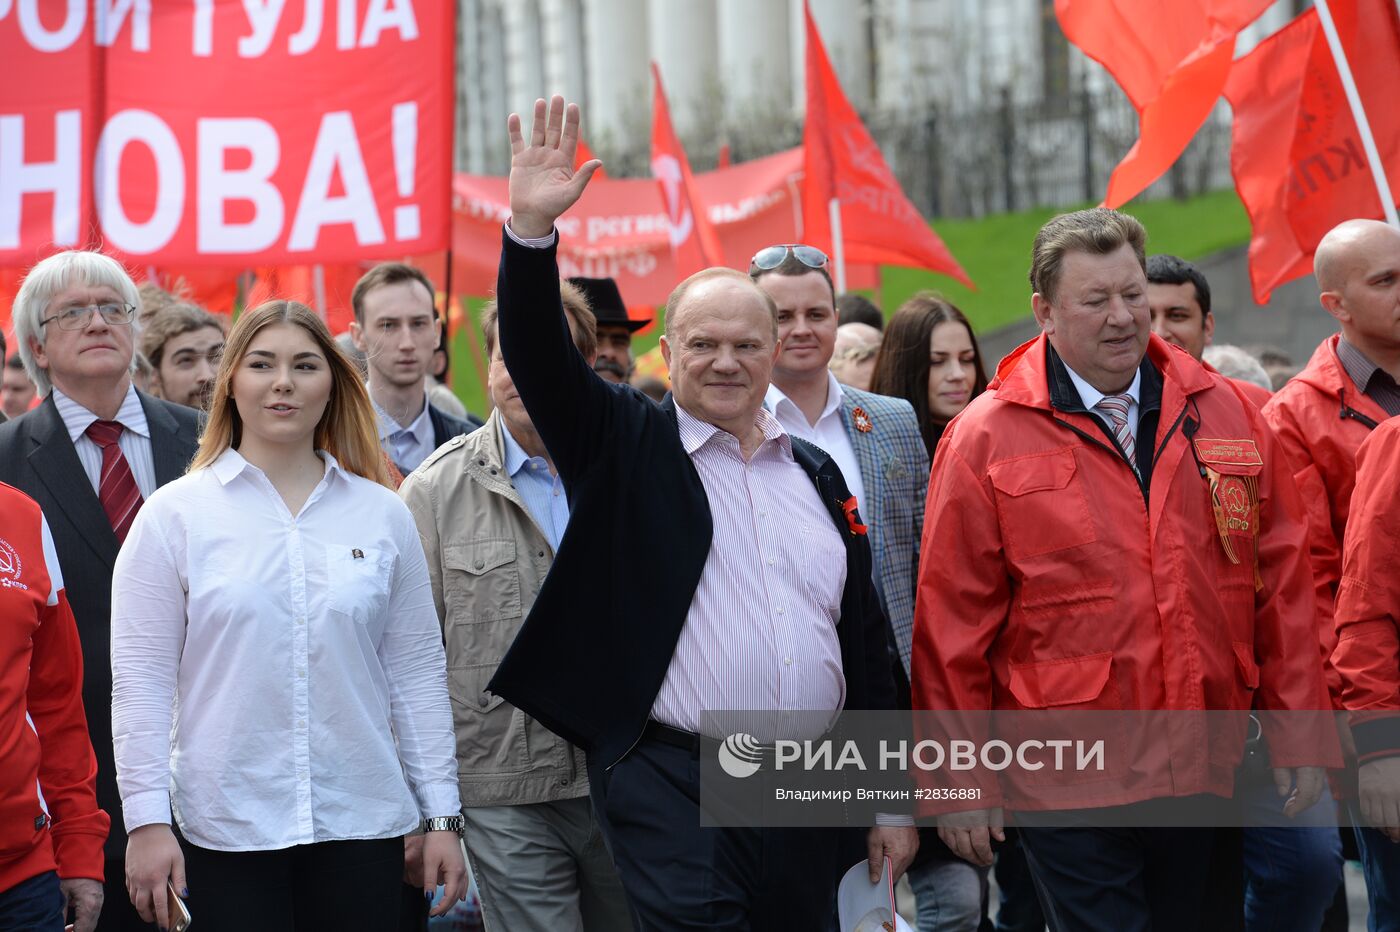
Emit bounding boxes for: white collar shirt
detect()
[52,384,156,498]
[764,371,867,514]
[372,389,435,473]
[110,448,460,851]
[649,405,847,742]
[1064,364,1142,444]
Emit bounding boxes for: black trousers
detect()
[1016,798,1222,932]
[178,837,403,932]
[588,735,843,931]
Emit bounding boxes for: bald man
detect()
[1262,219,1400,705]
[485,96,914,931]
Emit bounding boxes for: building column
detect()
[794,0,872,112]
[647,0,719,139]
[584,0,651,146]
[717,0,792,122]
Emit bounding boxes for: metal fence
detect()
[873,86,1235,219]
[574,84,1236,221]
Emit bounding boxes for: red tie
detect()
[85,419,144,543]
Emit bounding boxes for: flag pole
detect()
[312,264,327,320]
[828,197,847,292]
[1314,0,1400,229]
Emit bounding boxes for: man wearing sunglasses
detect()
[750,245,930,686]
[0,251,201,932]
[485,96,915,931]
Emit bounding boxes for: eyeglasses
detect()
[40,303,137,331]
[749,244,829,273]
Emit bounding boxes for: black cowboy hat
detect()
[567,277,650,332]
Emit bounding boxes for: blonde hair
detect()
[190,301,391,487]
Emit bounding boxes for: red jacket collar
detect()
[1293,333,1350,396]
[989,332,1213,410]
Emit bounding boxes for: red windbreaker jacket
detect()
[913,335,1334,811]
[1334,418,1400,765]
[1262,335,1391,704]
[0,482,108,893]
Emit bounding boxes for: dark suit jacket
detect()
[0,391,201,857]
[428,403,481,449]
[488,232,897,769]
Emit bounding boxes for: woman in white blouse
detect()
[111,301,467,931]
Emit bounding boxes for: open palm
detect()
[508,96,601,238]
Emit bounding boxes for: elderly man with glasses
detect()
[0,250,201,932]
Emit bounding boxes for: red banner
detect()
[0,0,454,267]
[650,62,724,277]
[1057,0,1272,208]
[1224,0,1400,302]
[800,1,970,286]
[451,147,877,314]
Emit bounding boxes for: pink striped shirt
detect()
[650,405,848,740]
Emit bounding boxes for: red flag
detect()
[650,62,724,276]
[1057,0,1273,208]
[1224,0,1400,302]
[575,138,608,180]
[800,2,970,285]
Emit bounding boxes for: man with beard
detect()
[140,304,225,411]
[568,277,649,384]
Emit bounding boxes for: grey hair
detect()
[13,251,142,396]
[1203,344,1272,392]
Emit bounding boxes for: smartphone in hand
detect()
[167,880,192,932]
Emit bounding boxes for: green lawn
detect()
[880,188,1253,334]
[444,188,1254,416]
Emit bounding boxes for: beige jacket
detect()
[399,412,587,807]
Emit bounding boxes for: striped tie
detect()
[1094,393,1137,468]
[85,420,144,543]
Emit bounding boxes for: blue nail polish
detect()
[181,888,189,898]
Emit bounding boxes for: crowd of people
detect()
[1,93,1398,932]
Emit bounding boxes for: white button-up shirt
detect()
[649,406,847,741]
[764,372,867,514]
[1065,364,1142,444]
[111,448,460,851]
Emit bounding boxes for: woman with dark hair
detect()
[870,292,988,459]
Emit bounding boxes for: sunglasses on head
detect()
[749,244,830,273]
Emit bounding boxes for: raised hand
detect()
[507,95,601,238]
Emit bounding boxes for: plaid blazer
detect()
[837,386,930,673]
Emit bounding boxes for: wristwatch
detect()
[425,815,465,836]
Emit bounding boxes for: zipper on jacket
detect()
[1053,415,1150,508]
[1155,405,1189,468]
[1339,402,1381,431]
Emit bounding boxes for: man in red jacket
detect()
[1334,417,1400,928]
[912,208,1333,931]
[1262,219,1400,701]
[0,481,109,931]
